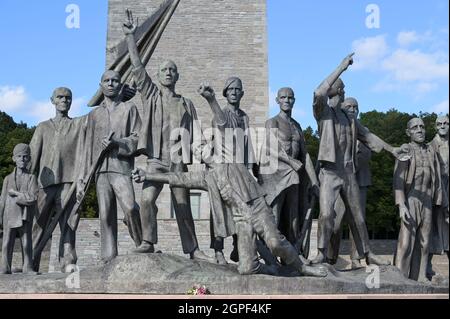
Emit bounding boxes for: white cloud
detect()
[416,82,438,95]
[431,99,449,114]
[397,31,420,47]
[0,86,27,112]
[396,30,436,47]
[352,29,449,101]
[0,85,88,124]
[352,30,449,99]
[70,97,88,118]
[382,49,449,82]
[28,101,55,123]
[351,35,389,70]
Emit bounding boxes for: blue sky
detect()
[0,0,448,130]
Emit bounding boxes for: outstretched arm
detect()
[132,169,170,184]
[123,9,158,102]
[356,121,409,161]
[132,169,207,190]
[313,53,354,121]
[198,83,227,126]
[315,53,354,97]
[123,9,144,70]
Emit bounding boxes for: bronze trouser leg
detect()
[141,180,163,245]
[318,169,344,253]
[249,197,300,267]
[271,188,287,227]
[19,221,33,272]
[32,185,62,271]
[1,226,17,273]
[395,197,421,279]
[141,163,198,254]
[272,185,300,245]
[58,183,78,268]
[409,199,432,281]
[141,163,166,245]
[109,173,142,247]
[395,221,416,278]
[96,173,118,262]
[210,212,224,251]
[328,195,346,262]
[339,173,371,256]
[171,186,198,254]
[234,220,259,275]
[350,186,368,260]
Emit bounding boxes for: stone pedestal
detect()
[0,254,448,295]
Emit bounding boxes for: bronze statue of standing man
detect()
[123,10,207,260]
[428,115,449,277]
[258,87,319,260]
[394,118,443,282]
[312,53,403,266]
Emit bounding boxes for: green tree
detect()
[303,126,320,164]
[0,111,35,185]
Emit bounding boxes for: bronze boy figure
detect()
[0,144,38,274]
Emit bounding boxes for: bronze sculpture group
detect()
[0,9,448,284]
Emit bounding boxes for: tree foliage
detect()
[0,111,35,185]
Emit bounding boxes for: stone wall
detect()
[47,219,449,276]
[48,218,231,272]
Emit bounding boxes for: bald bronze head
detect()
[436,115,449,138]
[276,87,295,113]
[406,118,426,144]
[342,97,359,119]
[51,87,72,113]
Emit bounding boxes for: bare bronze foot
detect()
[418,276,432,284]
[215,251,228,265]
[351,259,364,270]
[133,241,155,254]
[300,264,328,277]
[23,268,39,275]
[299,255,312,265]
[311,250,326,265]
[190,249,214,263]
[366,252,390,266]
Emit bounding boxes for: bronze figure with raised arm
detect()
[312,53,405,265]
